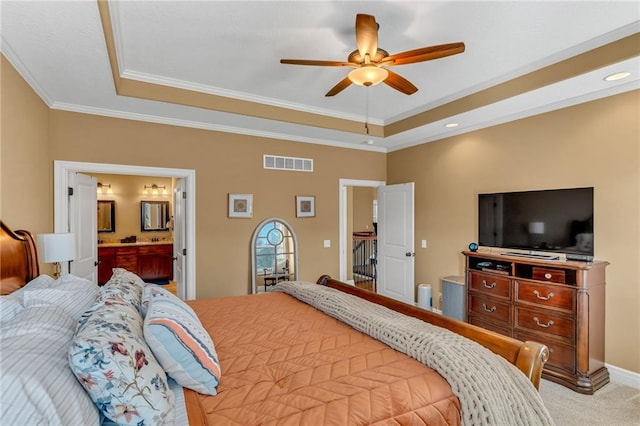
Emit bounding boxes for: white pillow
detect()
[0,275,57,323]
[22,274,99,321]
[22,274,56,291]
[0,295,23,323]
[23,288,98,321]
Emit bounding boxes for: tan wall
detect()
[353,187,376,232]
[0,56,53,274]
[46,110,386,298]
[387,90,640,373]
[92,173,173,242]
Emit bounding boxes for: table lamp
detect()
[37,233,77,278]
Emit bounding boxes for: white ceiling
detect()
[1,1,639,152]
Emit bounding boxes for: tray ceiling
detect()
[1,1,638,152]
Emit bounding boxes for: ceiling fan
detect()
[280,14,465,97]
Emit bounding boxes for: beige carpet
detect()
[539,379,640,425]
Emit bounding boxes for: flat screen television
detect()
[478,187,594,260]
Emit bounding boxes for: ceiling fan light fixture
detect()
[348,65,388,87]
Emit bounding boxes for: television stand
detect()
[464,250,609,394]
[501,251,560,260]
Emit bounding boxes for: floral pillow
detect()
[69,297,175,425]
[99,268,145,310]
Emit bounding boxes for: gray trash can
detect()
[442,275,466,321]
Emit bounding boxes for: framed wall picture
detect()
[228,194,253,218]
[296,195,315,218]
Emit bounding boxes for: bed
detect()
[0,220,553,425]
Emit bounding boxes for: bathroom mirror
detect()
[141,201,170,232]
[97,200,116,233]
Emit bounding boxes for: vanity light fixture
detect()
[97,182,113,194]
[144,184,168,196]
[604,72,630,82]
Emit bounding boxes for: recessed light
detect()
[604,72,630,82]
[444,123,459,128]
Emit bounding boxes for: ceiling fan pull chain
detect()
[364,89,370,135]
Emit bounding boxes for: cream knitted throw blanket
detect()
[274,282,554,426]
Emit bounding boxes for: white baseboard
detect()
[606,363,640,389]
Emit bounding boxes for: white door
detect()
[69,172,98,283]
[173,179,187,300]
[376,182,415,304]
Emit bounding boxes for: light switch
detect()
[421,240,427,248]
[323,240,331,248]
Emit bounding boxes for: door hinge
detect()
[68,187,74,196]
[182,248,187,256]
[182,191,187,199]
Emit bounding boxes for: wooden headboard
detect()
[0,221,39,295]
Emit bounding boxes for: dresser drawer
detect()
[516,307,574,341]
[469,272,511,299]
[516,331,575,373]
[469,295,511,325]
[470,316,512,337]
[532,267,566,284]
[516,280,575,311]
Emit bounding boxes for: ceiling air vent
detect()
[263,155,313,172]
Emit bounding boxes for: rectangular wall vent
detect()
[263,155,313,172]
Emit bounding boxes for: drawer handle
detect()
[482,303,496,313]
[533,317,554,328]
[533,290,554,301]
[482,280,496,289]
[545,272,552,280]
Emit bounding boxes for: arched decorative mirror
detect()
[251,217,298,294]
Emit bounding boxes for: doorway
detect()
[53,160,197,300]
[338,179,385,282]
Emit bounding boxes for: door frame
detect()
[54,160,197,299]
[338,178,385,282]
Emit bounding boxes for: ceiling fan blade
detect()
[280,59,354,67]
[385,42,465,66]
[355,14,378,60]
[325,76,353,97]
[383,70,418,95]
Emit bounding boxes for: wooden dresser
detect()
[98,243,173,285]
[464,250,609,394]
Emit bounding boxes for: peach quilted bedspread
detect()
[185,292,461,425]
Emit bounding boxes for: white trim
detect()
[53,160,197,300]
[338,179,385,282]
[606,363,640,389]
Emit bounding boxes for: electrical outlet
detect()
[323,240,331,248]
[421,240,427,248]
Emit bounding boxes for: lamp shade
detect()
[528,222,545,235]
[37,233,77,263]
